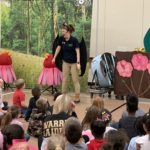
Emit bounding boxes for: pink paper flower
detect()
[131,54,148,71]
[117,60,133,77]
[147,62,150,74]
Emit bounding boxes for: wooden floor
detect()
[3,90,150,148]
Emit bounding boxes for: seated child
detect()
[40,94,73,149]
[25,86,41,121]
[65,117,87,150]
[82,106,100,131]
[1,124,37,150]
[122,94,145,118]
[88,119,106,150]
[28,97,51,137]
[118,95,139,139]
[82,106,100,141]
[12,79,27,115]
[44,135,65,150]
[104,130,128,150]
[128,116,146,150]
[0,105,30,141]
[82,108,116,141]
[1,105,23,129]
[136,110,150,150]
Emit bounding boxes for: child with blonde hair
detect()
[42,94,73,138]
[46,135,65,150]
[85,96,104,115]
[53,94,76,116]
[40,94,74,150]
[91,96,104,111]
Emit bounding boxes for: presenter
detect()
[52,23,81,103]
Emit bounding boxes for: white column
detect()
[90,0,106,57]
[90,0,150,57]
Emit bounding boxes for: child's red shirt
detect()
[13,89,25,108]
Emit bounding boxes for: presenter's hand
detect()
[52,58,55,64]
[77,63,81,70]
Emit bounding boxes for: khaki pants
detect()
[62,61,80,99]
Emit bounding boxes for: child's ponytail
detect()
[1,112,12,129]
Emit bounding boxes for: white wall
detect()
[90,0,150,57]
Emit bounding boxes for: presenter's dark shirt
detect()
[58,36,79,63]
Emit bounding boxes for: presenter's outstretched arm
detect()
[52,45,61,63]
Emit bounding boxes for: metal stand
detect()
[89,70,113,98]
[41,85,58,95]
[3,82,13,91]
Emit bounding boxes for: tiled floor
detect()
[3,90,150,148]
